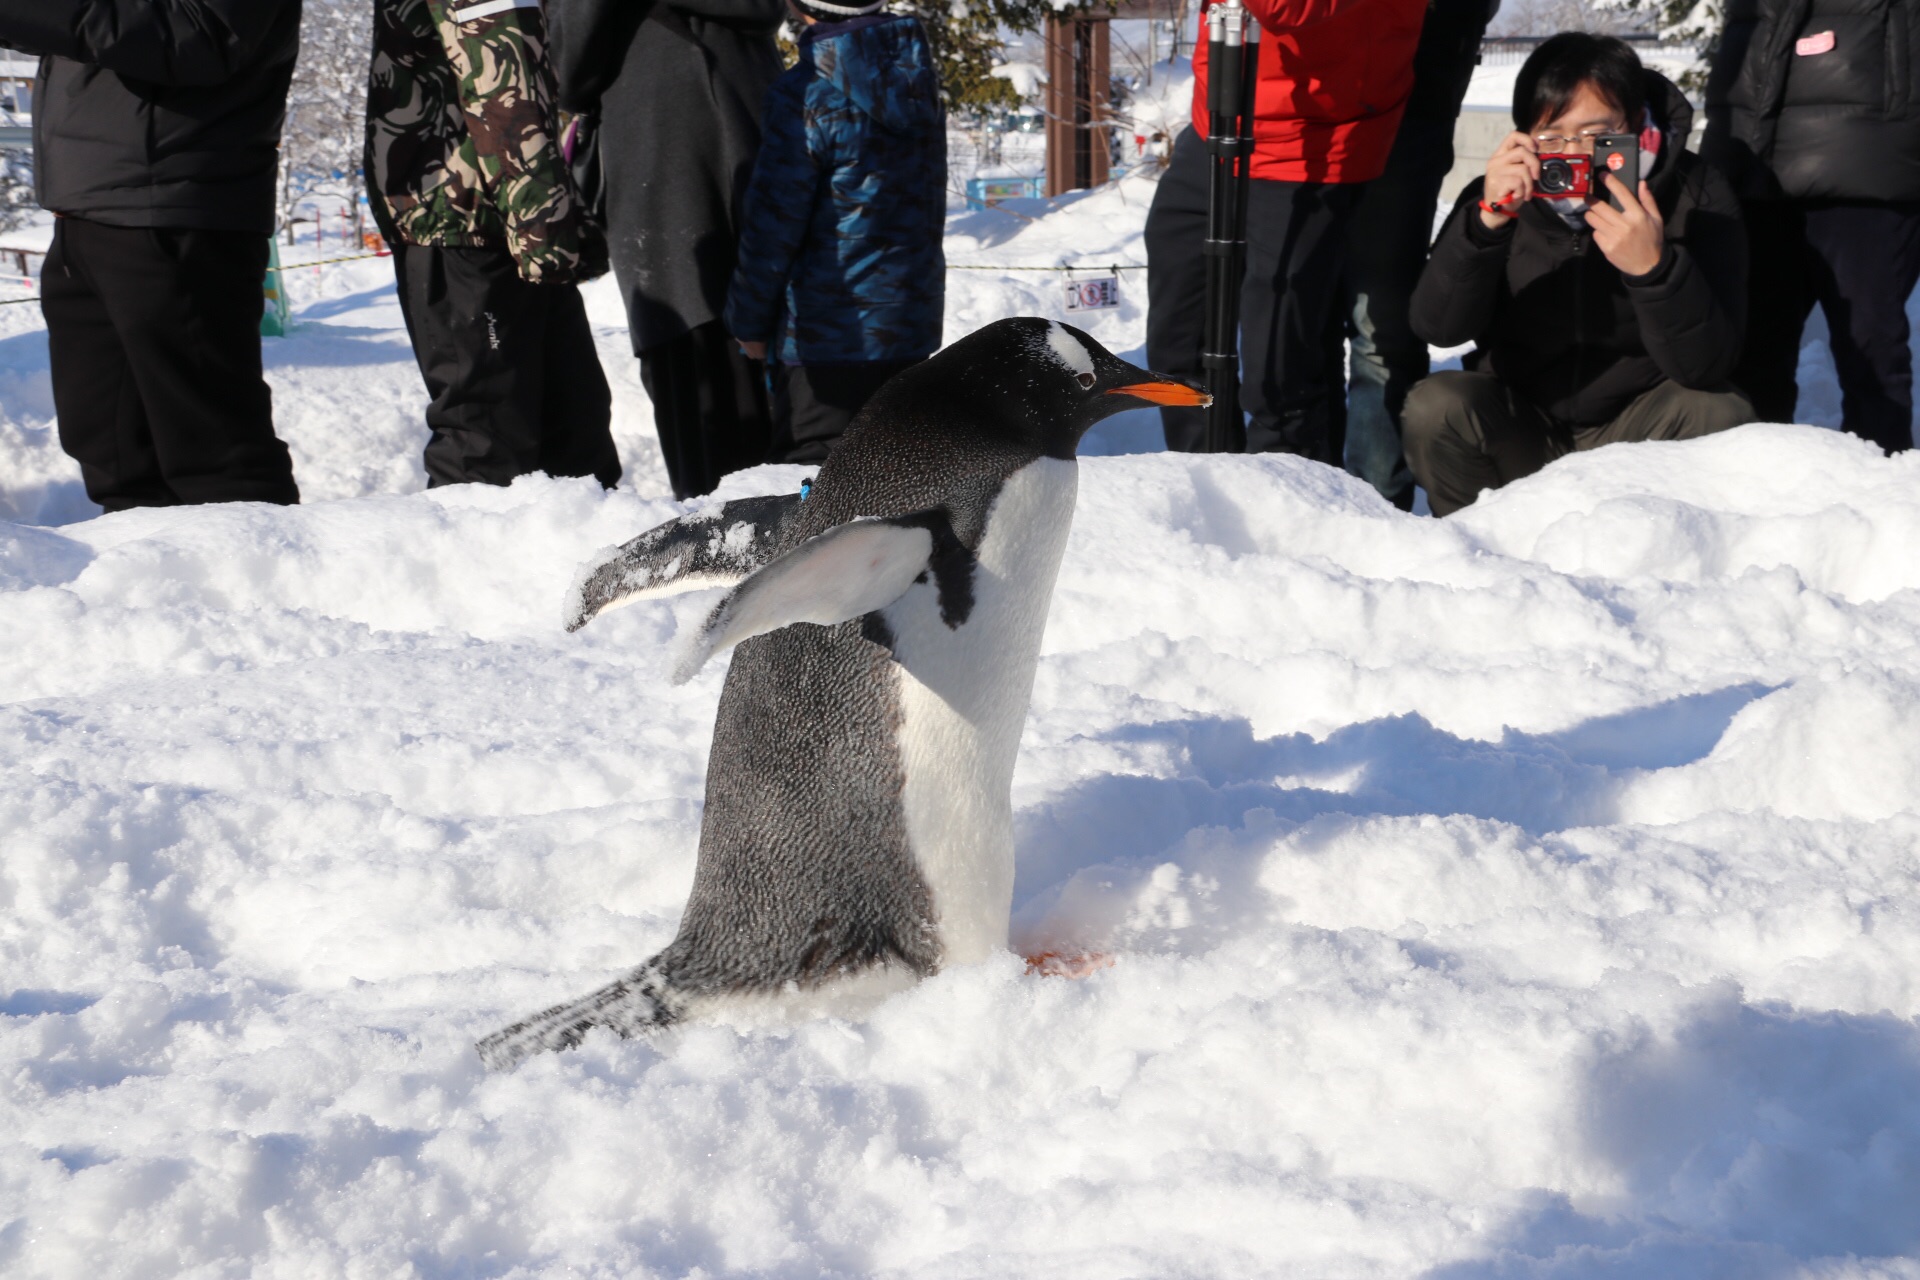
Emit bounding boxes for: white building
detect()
[0,54,35,115]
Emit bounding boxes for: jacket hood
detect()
[806,14,942,134]
[1649,69,1693,160]
[1641,70,1698,207]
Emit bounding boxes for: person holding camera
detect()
[1705,0,1920,453]
[0,0,303,512]
[1404,33,1754,516]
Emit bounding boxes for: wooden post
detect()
[1044,15,1111,197]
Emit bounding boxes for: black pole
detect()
[1200,1,1259,453]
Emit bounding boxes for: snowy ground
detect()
[6,145,1920,1277]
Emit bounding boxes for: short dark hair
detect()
[1513,33,1647,133]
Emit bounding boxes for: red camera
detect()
[1535,153,1591,198]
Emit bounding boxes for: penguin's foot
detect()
[475,964,674,1072]
[1023,951,1114,979]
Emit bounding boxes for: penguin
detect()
[476,317,1208,1070]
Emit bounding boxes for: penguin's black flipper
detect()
[564,493,801,632]
[671,509,973,685]
[475,963,678,1072]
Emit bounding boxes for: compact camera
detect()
[1534,134,1639,207]
[1535,153,1592,198]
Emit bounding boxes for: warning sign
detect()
[1064,276,1120,312]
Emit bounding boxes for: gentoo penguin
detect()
[476,317,1207,1070]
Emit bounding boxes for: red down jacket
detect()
[1190,0,1430,183]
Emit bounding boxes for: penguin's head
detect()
[875,318,1210,460]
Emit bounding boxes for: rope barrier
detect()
[265,249,390,273]
[0,253,1147,307]
[0,247,393,305]
[949,262,1146,273]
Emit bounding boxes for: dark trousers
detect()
[1736,200,1920,453]
[1403,371,1753,516]
[638,320,771,500]
[41,217,299,512]
[770,357,921,463]
[1328,115,1462,510]
[393,243,619,489]
[1146,126,1360,457]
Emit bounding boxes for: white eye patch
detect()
[1043,321,1096,381]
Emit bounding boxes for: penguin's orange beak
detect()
[1107,379,1211,407]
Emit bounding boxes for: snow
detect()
[6,121,1920,1278]
[989,59,1044,100]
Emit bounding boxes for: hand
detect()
[737,339,767,360]
[1584,174,1665,277]
[1481,131,1539,228]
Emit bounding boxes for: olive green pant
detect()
[1403,371,1755,516]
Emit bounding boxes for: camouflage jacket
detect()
[365,0,603,283]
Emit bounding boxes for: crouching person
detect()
[1406,34,1753,516]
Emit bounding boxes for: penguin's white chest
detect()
[881,457,1079,965]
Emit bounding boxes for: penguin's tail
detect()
[475,963,677,1072]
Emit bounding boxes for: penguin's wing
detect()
[564,493,800,632]
[671,509,973,684]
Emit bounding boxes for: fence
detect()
[1476,33,1685,66]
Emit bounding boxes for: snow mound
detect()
[5,426,1920,1278]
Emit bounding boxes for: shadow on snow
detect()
[1013,682,1774,904]
[1424,998,1920,1277]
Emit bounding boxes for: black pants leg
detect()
[42,222,170,510]
[394,243,618,488]
[1144,127,1214,452]
[42,217,297,512]
[1240,180,1359,459]
[1803,201,1920,453]
[1735,201,1816,424]
[770,357,922,464]
[537,283,621,487]
[1144,126,1357,458]
[1337,115,1459,509]
[638,320,771,500]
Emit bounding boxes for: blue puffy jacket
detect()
[724,14,946,365]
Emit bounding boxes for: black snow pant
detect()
[42,217,299,512]
[1327,114,1462,510]
[1146,125,1360,458]
[1403,371,1754,516]
[393,243,619,490]
[1735,199,1920,453]
[638,319,771,500]
[769,356,922,464]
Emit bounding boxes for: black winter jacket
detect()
[1404,0,1500,125]
[551,0,784,353]
[0,0,301,233]
[1411,73,1748,427]
[1704,0,1920,202]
